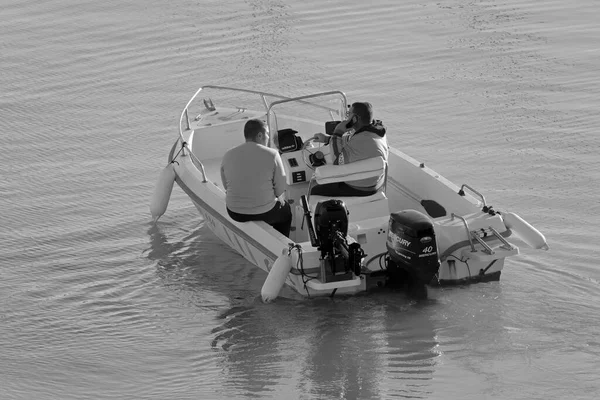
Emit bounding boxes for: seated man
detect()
[220,119,292,237]
[311,102,389,196]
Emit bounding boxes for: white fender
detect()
[150,163,176,222]
[261,248,293,302]
[502,212,549,250]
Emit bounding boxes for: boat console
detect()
[276,127,333,186]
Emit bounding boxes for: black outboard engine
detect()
[386,209,440,286]
[313,200,363,282]
[314,200,349,245]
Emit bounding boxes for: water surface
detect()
[1,0,599,399]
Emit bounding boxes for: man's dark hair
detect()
[244,119,266,140]
[351,102,373,124]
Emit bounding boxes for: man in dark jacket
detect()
[310,102,388,196]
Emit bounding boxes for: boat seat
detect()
[312,156,386,187]
[309,190,387,207]
[308,157,389,222]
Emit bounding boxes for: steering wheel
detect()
[301,137,327,170]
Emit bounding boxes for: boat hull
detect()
[176,166,508,298]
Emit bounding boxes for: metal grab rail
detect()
[179,85,346,142]
[471,233,494,254]
[451,213,476,252]
[178,85,290,141]
[458,184,487,208]
[451,212,516,256]
[489,226,515,250]
[185,144,208,183]
[267,90,347,148]
[176,86,296,183]
[169,138,208,183]
[177,86,349,176]
[267,90,347,111]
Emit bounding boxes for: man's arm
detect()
[273,153,287,197]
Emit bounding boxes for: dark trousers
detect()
[310,182,377,197]
[227,199,292,237]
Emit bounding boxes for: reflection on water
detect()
[148,219,441,398]
[210,292,440,399]
[145,223,182,267]
[145,206,600,399]
[211,304,285,397]
[299,300,385,399]
[146,222,206,294]
[145,221,253,305]
[381,302,439,399]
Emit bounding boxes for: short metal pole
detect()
[451,213,476,252]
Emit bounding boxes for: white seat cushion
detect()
[314,157,385,185]
[309,190,387,207]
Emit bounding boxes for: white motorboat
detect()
[150,85,548,300]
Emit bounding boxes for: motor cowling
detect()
[386,209,440,285]
[314,199,348,248]
[313,200,363,281]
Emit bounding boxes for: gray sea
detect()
[1,0,599,399]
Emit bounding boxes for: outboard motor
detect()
[386,209,440,286]
[314,200,349,246]
[313,200,363,282]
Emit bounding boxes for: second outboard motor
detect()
[386,209,440,286]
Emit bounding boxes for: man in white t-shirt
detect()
[220,119,292,237]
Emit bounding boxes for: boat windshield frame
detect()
[265,91,347,147]
[179,85,348,146]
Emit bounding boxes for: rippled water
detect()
[1,0,599,399]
